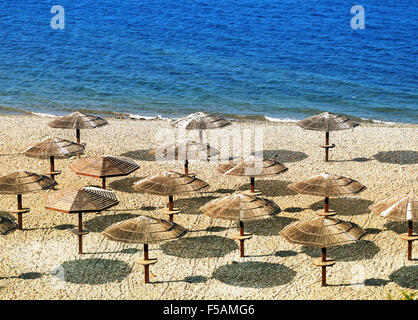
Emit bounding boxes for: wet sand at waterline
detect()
[0,115,417,300]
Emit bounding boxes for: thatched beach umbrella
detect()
[297,112,359,161]
[200,193,280,257]
[22,136,85,183]
[288,173,366,216]
[218,156,288,195]
[133,171,209,222]
[102,215,186,284]
[69,155,139,189]
[369,195,417,260]
[45,187,119,254]
[171,112,231,145]
[0,171,56,230]
[47,111,108,144]
[280,216,365,287]
[149,139,219,175]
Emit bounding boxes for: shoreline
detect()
[1,109,417,129]
[1,105,417,127]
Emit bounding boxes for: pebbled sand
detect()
[0,115,417,300]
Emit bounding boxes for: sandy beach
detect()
[0,115,417,300]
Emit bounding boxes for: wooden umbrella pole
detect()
[239,220,245,257]
[324,197,329,214]
[102,177,106,189]
[250,177,255,193]
[144,243,150,284]
[184,160,189,175]
[76,128,81,144]
[408,220,413,260]
[325,132,330,162]
[78,212,83,254]
[168,195,174,222]
[321,247,327,287]
[49,156,57,189]
[50,156,55,173]
[17,194,23,230]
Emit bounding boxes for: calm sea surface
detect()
[0,0,417,123]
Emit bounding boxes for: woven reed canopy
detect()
[280,215,365,286]
[171,112,231,130]
[0,170,56,195]
[48,111,108,130]
[45,186,118,254]
[201,193,280,257]
[200,193,280,221]
[288,173,366,197]
[218,156,287,177]
[133,171,209,196]
[149,139,219,161]
[45,186,119,213]
[369,195,417,221]
[297,112,360,132]
[280,216,365,247]
[22,136,84,159]
[102,215,186,244]
[69,155,139,178]
[369,194,417,260]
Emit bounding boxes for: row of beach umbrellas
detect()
[0,110,415,287]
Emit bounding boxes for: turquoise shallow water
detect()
[0,0,417,123]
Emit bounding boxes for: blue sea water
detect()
[0,0,417,123]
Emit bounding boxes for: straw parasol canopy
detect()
[171,112,231,143]
[218,155,288,195]
[45,186,119,254]
[69,155,139,189]
[200,193,281,257]
[47,111,109,144]
[22,136,85,181]
[149,139,219,175]
[369,195,417,260]
[172,111,231,130]
[0,171,56,230]
[200,193,280,221]
[280,216,365,286]
[133,171,209,221]
[369,195,417,221]
[102,215,186,284]
[297,112,360,161]
[288,173,366,215]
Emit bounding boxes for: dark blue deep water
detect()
[0,0,417,123]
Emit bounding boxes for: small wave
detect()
[128,114,162,120]
[265,116,299,123]
[31,112,57,117]
[360,117,397,125]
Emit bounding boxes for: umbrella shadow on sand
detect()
[84,213,139,232]
[175,196,218,214]
[212,261,296,288]
[308,198,374,216]
[238,180,297,197]
[0,211,18,235]
[108,176,146,193]
[245,216,298,236]
[120,149,155,161]
[301,240,380,262]
[57,258,132,284]
[384,221,413,234]
[373,151,418,165]
[389,266,418,290]
[160,235,238,259]
[263,149,308,163]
